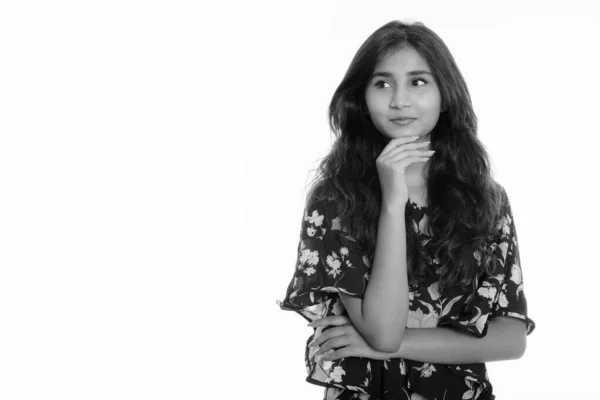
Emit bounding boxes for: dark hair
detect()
[305,20,505,293]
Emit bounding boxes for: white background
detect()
[1,1,599,399]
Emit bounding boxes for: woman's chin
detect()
[384,131,423,140]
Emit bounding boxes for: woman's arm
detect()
[338,202,410,353]
[389,316,527,364]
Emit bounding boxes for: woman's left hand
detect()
[308,315,393,361]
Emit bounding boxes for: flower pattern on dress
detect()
[278,187,535,400]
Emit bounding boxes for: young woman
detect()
[277,20,535,400]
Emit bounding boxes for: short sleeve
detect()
[277,197,372,322]
[438,187,535,337]
[489,190,536,335]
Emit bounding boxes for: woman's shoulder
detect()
[304,186,345,218]
[485,179,510,223]
[487,178,506,200]
[302,192,363,245]
[304,194,336,217]
[492,181,515,223]
[303,194,347,233]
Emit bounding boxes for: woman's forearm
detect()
[388,317,527,364]
[360,201,410,352]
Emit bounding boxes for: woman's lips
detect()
[390,118,416,126]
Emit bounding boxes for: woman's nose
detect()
[390,88,412,108]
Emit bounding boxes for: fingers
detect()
[378,140,434,167]
[309,326,345,347]
[308,315,349,328]
[377,151,434,173]
[314,336,349,355]
[386,150,435,165]
[389,140,430,153]
[402,141,431,152]
[386,148,434,161]
[321,347,351,361]
[379,135,420,157]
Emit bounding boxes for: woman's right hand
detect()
[376,136,434,207]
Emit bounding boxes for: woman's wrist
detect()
[381,198,408,214]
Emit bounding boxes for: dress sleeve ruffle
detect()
[277,197,372,322]
[438,186,536,337]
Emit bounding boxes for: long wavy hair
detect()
[305,20,505,294]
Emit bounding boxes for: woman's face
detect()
[364,45,442,141]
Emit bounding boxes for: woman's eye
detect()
[412,78,428,87]
[374,80,391,88]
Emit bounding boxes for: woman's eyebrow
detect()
[370,70,433,80]
[408,70,433,76]
[371,71,394,79]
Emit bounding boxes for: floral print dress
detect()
[277,186,535,400]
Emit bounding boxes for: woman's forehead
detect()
[375,45,431,74]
